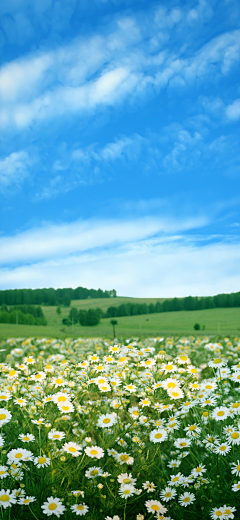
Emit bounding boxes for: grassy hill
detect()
[0,305,239,340]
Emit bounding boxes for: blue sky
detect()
[0,0,240,297]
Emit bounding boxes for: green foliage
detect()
[79,308,101,326]
[193,323,200,330]
[0,305,47,325]
[0,286,117,307]
[56,306,62,315]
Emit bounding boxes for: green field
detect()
[0,303,240,340]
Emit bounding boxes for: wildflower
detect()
[222,505,236,518]
[0,436,4,448]
[19,433,35,443]
[168,388,184,399]
[0,467,8,479]
[167,460,181,469]
[210,507,225,519]
[48,431,66,441]
[31,418,46,426]
[52,392,72,404]
[18,496,36,504]
[227,430,240,445]
[211,406,229,421]
[139,398,151,407]
[63,442,82,457]
[119,483,136,498]
[34,455,51,468]
[117,453,134,465]
[0,489,17,508]
[85,467,103,479]
[149,429,167,443]
[105,516,120,520]
[117,473,137,485]
[208,359,226,368]
[23,356,35,364]
[0,392,11,402]
[7,448,33,463]
[159,486,177,502]
[162,363,177,373]
[214,443,231,455]
[173,438,191,449]
[52,377,66,387]
[85,446,104,459]
[232,481,240,492]
[0,409,12,426]
[168,473,184,486]
[97,414,117,428]
[191,465,206,477]
[71,503,89,515]
[178,492,195,507]
[98,383,111,392]
[142,481,156,492]
[41,496,66,517]
[230,461,240,476]
[145,500,167,514]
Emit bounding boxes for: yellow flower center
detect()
[123,478,131,483]
[58,396,67,402]
[103,418,110,424]
[123,490,130,495]
[217,411,225,416]
[165,365,173,370]
[49,503,57,510]
[0,414,6,420]
[69,447,76,453]
[90,450,98,455]
[232,432,239,439]
[155,433,163,439]
[202,412,209,417]
[120,454,129,461]
[189,425,196,431]
[232,403,240,408]
[0,495,9,502]
[38,457,46,464]
[220,446,226,451]
[183,497,190,502]
[165,492,171,497]
[91,470,98,475]
[77,505,84,510]
[151,505,160,511]
[53,434,60,438]
[15,453,23,458]
[55,379,63,384]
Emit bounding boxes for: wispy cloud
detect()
[0,214,209,266]
[226,98,240,120]
[0,5,239,130]
[0,150,31,190]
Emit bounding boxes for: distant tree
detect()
[110,319,118,338]
[63,295,71,307]
[194,323,200,330]
[79,309,100,326]
[56,306,61,315]
[62,318,71,326]
[69,307,78,324]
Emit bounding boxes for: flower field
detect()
[0,335,239,519]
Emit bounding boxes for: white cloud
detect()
[0,214,208,265]
[0,150,30,188]
[0,9,239,129]
[226,98,240,120]
[1,234,240,298]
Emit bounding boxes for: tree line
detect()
[0,287,117,306]
[104,292,240,318]
[0,304,47,326]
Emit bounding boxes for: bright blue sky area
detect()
[0,0,240,297]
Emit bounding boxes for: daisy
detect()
[117,453,134,465]
[98,383,111,392]
[168,388,184,400]
[19,433,35,443]
[166,419,180,432]
[142,481,156,492]
[159,486,177,502]
[229,402,240,415]
[0,467,8,479]
[184,424,201,437]
[161,363,177,373]
[227,430,240,445]
[41,496,66,517]
[7,448,33,463]
[214,443,231,455]
[18,496,36,505]
[30,372,46,382]
[231,372,240,383]
[51,377,66,387]
[211,406,229,421]
[191,465,206,477]
[208,359,226,369]
[128,407,140,418]
[0,436,4,448]
[124,384,137,393]
[52,392,72,404]
[0,489,16,508]
[34,455,51,468]
[230,461,240,476]
[178,492,195,507]
[48,431,66,441]
[23,356,35,365]
[222,505,236,519]
[119,483,136,498]
[168,473,184,486]
[57,402,74,413]
[71,503,89,515]
[117,473,137,485]
[167,460,181,469]
[85,467,103,479]
[149,429,167,443]
[85,446,104,459]
[232,481,240,492]
[63,442,82,457]
[0,392,11,402]
[97,414,117,428]
[174,438,191,449]
[145,500,167,515]
[14,398,27,407]
[0,409,12,426]
[210,507,225,519]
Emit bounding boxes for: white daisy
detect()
[178,491,195,507]
[118,483,136,498]
[145,500,167,514]
[117,473,137,485]
[18,496,36,505]
[0,489,16,508]
[149,429,167,443]
[84,446,104,459]
[116,453,134,465]
[71,503,89,515]
[173,438,191,449]
[48,431,66,441]
[0,409,12,426]
[230,461,240,476]
[159,486,177,502]
[97,414,117,428]
[232,481,240,492]
[34,455,51,468]
[211,406,229,421]
[0,467,8,479]
[85,467,103,479]
[7,448,33,463]
[19,433,35,443]
[41,496,66,517]
[63,442,82,457]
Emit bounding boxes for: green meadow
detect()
[0,296,239,340]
